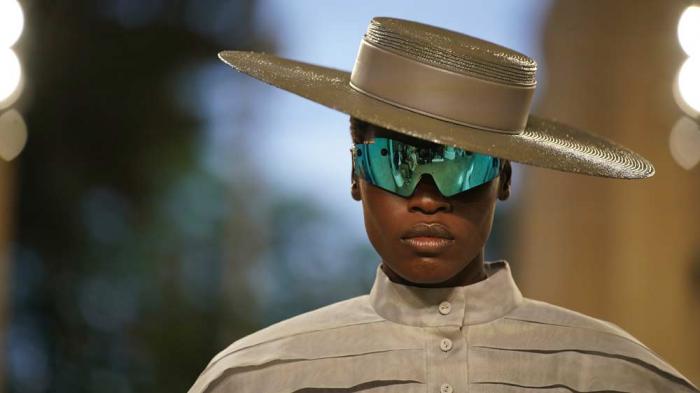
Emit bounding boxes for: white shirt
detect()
[189,260,698,392]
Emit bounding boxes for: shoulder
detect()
[187,294,419,393]
[508,297,645,343]
[478,297,698,392]
[211,294,382,361]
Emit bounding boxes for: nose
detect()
[407,174,452,214]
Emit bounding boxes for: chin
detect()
[399,258,463,285]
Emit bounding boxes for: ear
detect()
[351,173,362,201]
[497,160,512,201]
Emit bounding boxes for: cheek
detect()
[452,183,499,247]
[359,181,404,250]
[458,206,495,251]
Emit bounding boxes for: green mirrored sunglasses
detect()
[352,137,501,198]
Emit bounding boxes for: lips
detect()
[400,223,454,255]
[401,222,454,240]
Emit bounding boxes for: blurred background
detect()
[0,0,698,391]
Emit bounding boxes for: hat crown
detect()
[365,17,537,87]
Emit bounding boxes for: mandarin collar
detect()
[368,260,523,327]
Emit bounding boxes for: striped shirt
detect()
[189,260,698,392]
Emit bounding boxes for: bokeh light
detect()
[670,116,700,170]
[0,0,24,47]
[678,56,700,113]
[673,69,699,118]
[0,108,27,161]
[678,5,700,57]
[0,48,22,105]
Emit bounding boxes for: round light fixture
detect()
[0,109,27,161]
[0,0,24,48]
[670,116,700,170]
[678,57,700,113]
[0,48,22,105]
[678,6,700,57]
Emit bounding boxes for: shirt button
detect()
[440,383,453,393]
[438,301,451,315]
[440,338,453,352]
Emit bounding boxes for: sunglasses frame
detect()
[351,136,501,198]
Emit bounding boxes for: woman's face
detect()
[351,124,511,287]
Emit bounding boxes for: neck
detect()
[381,252,488,288]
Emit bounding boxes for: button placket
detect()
[427,325,465,393]
[427,297,466,393]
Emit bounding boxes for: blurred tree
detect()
[8,1,267,392]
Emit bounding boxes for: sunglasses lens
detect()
[353,137,500,197]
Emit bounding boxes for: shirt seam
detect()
[502,316,654,354]
[206,318,388,372]
[464,324,470,389]
[423,327,429,393]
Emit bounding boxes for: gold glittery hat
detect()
[219,17,654,179]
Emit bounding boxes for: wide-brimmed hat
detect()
[218,17,654,179]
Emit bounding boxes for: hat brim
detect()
[219,51,654,179]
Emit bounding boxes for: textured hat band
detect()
[350,40,535,134]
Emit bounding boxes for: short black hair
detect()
[349,116,370,144]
